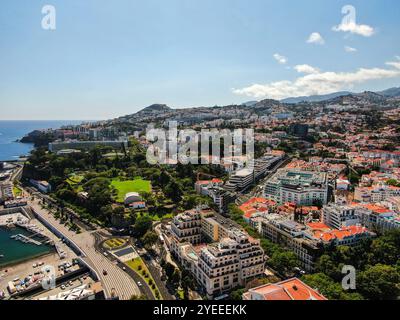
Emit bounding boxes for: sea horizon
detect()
[0,120,86,161]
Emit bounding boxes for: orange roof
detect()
[245,278,327,301]
[196,180,210,185]
[360,203,391,214]
[308,223,369,242]
[196,179,223,185]
[271,150,285,156]
[307,222,331,231]
[243,209,257,219]
[240,197,277,218]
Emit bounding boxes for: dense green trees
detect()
[228,202,400,300]
[302,273,363,300]
[23,141,231,227]
[142,230,159,249]
[357,264,400,300]
[308,229,400,300]
[386,179,400,187]
[268,251,299,276]
[229,288,246,300]
[164,180,183,203]
[133,215,153,237]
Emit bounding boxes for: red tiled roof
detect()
[244,278,327,301]
[239,197,277,218]
[308,223,369,242]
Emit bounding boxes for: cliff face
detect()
[20,130,56,147]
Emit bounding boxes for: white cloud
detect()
[332,21,375,37]
[273,53,287,65]
[306,32,325,45]
[345,46,357,53]
[294,64,320,74]
[396,55,400,60]
[386,61,400,70]
[233,61,400,100]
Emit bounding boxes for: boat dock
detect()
[11,234,42,246]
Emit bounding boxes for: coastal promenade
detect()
[28,199,141,300]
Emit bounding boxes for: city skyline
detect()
[1,0,400,120]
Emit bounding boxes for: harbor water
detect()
[0,226,53,268]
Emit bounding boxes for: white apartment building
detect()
[170,209,202,255]
[167,208,265,299]
[260,215,320,272]
[323,203,400,233]
[224,155,284,193]
[264,169,328,206]
[354,183,400,203]
[224,168,254,193]
[195,179,224,196]
[322,204,361,229]
[196,229,265,298]
[357,205,400,232]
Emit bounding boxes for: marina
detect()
[0,211,55,267]
[0,225,54,267]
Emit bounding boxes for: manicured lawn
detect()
[111,178,151,202]
[152,213,173,221]
[66,174,84,187]
[136,212,173,222]
[177,289,185,300]
[126,257,162,300]
[13,186,22,197]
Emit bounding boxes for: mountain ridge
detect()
[280,87,400,104]
[111,86,400,123]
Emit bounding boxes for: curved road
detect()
[29,198,141,300]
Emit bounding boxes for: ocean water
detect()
[0,226,54,267]
[0,120,84,161]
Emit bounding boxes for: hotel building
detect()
[167,208,265,299]
[264,169,329,206]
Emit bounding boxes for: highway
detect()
[28,198,141,300]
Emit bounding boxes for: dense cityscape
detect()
[1,1,400,312]
[1,88,400,301]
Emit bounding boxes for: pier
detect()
[11,234,42,246]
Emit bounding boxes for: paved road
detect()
[29,199,141,300]
[92,233,156,300]
[140,252,175,300]
[117,261,155,299]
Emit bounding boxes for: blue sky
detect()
[0,0,399,120]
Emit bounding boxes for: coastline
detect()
[0,250,55,269]
[0,225,55,269]
[0,120,85,162]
